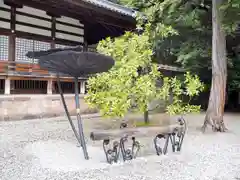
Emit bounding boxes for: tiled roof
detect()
[82,0,138,17]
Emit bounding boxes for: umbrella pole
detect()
[56,73,82,146]
[74,77,89,160]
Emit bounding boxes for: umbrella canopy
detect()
[38,51,115,77]
[26,46,83,59]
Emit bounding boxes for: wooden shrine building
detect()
[0,0,137,95]
[0,0,185,120]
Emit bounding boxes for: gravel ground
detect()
[0,113,240,180]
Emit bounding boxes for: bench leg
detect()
[103,139,120,164]
[169,132,177,152]
[131,137,141,159]
[120,136,140,162]
[169,117,187,152]
[177,117,187,151]
[154,133,170,155]
[169,130,184,152]
[176,128,186,151]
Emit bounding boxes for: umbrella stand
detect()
[56,73,82,146]
[31,50,115,161]
[74,77,89,160]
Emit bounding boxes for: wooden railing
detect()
[0,61,52,77]
[0,61,74,77]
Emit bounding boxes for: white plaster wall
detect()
[16,14,51,28]
[17,5,51,19]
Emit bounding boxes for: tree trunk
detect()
[144,111,149,124]
[202,0,227,132]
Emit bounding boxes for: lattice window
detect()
[16,37,34,63]
[0,35,9,61]
[16,38,51,63]
[33,40,50,63]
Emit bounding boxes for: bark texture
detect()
[202,0,227,132]
[144,111,149,124]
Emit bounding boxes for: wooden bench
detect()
[15,63,30,73]
[0,61,8,73]
[15,63,49,75]
[0,61,50,75]
[90,117,186,164]
[31,64,49,75]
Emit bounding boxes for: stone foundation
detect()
[0,94,169,121]
[0,94,95,121]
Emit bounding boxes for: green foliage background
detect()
[118,0,240,92]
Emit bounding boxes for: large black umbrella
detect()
[26,47,84,149]
[38,51,115,77]
[26,48,115,160]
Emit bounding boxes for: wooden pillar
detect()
[51,16,56,49]
[47,79,53,94]
[4,78,10,95]
[83,41,88,52]
[80,80,86,94]
[9,6,16,92]
[9,6,16,61]
[46,12,59,49]
[83,21,88,52]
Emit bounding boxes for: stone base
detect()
[0,94,96,121]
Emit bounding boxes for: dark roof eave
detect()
[83,0,136,17]
[83,0,146,19]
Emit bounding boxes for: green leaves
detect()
[228,54,240,90]
[220,0,240,35]
[85,15,205,118]
[184,72,204,96]
[165,72,205,115]
[85,23,160,118]
[86,32,205,117]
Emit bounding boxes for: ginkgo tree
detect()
[85,22,204,121]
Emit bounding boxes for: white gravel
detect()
[24,141,109,172]
[1,114,240,180]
